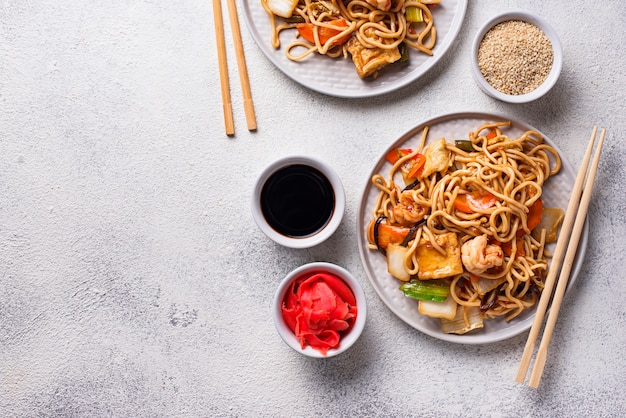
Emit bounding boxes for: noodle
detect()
[261,0,441,78]
[367,122,563,333]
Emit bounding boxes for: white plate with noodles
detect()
[242,0,468,98]
[357,112,588,344]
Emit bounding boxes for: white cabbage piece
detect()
[418,294,457,320]
[421,137,451,178]
[440,306,484,335]
[267,0,299,18]
[386,244,411,282]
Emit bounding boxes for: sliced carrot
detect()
[486,129,498,140]
[296,19,350,46]
[526,199,543,231]
[515,199,543,237]
[502,240,525,258]
[453,194,473,213]
[407,154,426,178]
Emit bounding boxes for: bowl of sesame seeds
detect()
[471,10,563,103]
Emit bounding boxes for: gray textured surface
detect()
[1,1,625,417]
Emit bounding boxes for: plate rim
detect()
[356,111,589,344]
[241,0,469,98]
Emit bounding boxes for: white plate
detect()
[242,0,468,98]
[357,112,588,344]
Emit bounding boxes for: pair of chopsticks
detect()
[212,0,256,136]
[515,126,606,388]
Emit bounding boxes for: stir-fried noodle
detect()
[261,0,440,77]
[367,122,563,332]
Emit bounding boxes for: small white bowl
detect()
[273,262,367,358]
[471,10,563,103]
[251,155,345,249]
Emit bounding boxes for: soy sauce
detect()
[260,164,335,238]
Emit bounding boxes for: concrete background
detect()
[1,0,625,416]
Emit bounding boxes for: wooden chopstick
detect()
[212,0,234,136]
[514,128,597,383]
[515,127,606,387]
[527,127,605,387]
[225,0,257,131]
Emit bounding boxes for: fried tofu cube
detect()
[416,232,464,279]
[346,34,401,79]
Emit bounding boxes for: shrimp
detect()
[461,235,503,275]
[392,190,428,227]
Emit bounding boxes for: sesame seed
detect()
[477,20,554,95]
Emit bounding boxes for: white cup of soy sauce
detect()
[252,156,345,249]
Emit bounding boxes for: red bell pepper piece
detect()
[385,148,414,164]
[375,222,411,249]
[385,148,425,179]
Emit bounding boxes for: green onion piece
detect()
[399,280,450,302]
[406,7,423,23]
[398,42,410,63]
[455,140,474,152]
